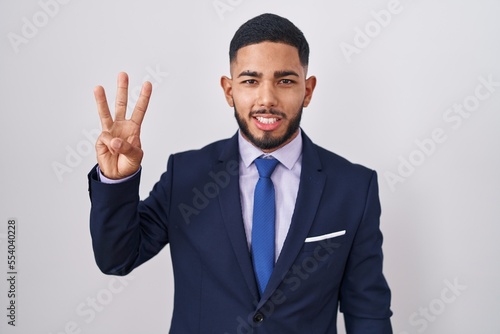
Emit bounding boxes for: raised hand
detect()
[94,72,152,179]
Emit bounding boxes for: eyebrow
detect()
[237,70,262,78]
[274,70,299,78]
[237,70,300,79]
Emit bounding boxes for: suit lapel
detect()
[217,134,260,301]
[258,132,326,306]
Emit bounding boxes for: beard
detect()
[234,105,303,151]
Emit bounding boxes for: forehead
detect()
[230,42,304,75]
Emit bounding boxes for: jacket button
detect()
[253,312,264,323]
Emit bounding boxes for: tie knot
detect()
[255,157,279,178]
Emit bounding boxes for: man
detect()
[88,13,392,333]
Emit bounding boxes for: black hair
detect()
[229,13,309,67]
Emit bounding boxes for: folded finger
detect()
[96,131,114,152]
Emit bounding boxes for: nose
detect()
[256,82,278,108]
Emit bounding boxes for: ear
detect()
[220,76,234,107]
[303,76,317,107]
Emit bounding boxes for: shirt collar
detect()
[238,128,303,170]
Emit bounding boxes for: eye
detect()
[279,79,295,85]
[242,79,258,85]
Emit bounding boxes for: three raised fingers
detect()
[94,72,152,129]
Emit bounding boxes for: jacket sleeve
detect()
[340,171,393,334]
[87,156,173,275]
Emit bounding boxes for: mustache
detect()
[250,108,286,119]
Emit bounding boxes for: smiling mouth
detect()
[255,116,280,124]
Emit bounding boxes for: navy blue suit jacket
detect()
[88,131,392,333]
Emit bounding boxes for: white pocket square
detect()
[304,230,346,243]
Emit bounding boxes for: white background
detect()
[1,0,499,333]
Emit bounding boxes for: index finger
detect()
[94,85,113,131]
[130,81,152,126]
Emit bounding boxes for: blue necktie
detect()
[252,157,279,295]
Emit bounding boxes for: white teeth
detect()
[256,117,278,124]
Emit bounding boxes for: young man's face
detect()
[221,41,316,152]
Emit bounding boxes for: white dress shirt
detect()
[237,130,302,261]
